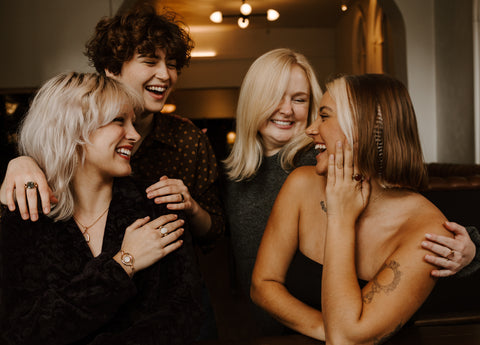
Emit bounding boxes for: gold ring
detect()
[160,227,168,237]
[446,250,455,261]
[24,181,38,190]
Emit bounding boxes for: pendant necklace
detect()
[73,206,110,243]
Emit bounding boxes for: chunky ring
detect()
[24,181,38,190]
[160,227,168,237]
[179,193,185,203]
[352,174,364,182]
[446,250,455,261]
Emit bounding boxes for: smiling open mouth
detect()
[146,85,166,95]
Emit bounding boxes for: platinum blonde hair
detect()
[224,48,322,181]
[18,72,144,221]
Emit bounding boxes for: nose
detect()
[126,121,141,143]
[305,117,321,137]
[278,98,293,116]
[154,61,169,81]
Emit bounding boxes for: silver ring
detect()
[179,193,185,203]
[160,227,168,237]
[24,181,38,190]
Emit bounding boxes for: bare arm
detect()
[251,167,326,340]
[321,142,446,344]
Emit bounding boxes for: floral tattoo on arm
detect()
[363,260,402,304]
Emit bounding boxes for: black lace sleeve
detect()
[0,212,136,345]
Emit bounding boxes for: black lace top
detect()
[0,177,204,345]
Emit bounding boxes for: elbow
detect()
[249,276,263,306]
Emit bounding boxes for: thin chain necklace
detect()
[73,206,109,243]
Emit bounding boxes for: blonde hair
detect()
[224,48,322,181]
[326,74,427,190]
[18,72,144,221]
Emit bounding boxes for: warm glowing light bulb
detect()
[210,11,223,23]
[160,104,176,113]
[266,9,280,21]
[226,131,236,145]
[240,2,252,16]
[237,17,249,29]
[341,4,348,11]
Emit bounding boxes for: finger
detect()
[344,141,354,179]
[148,213,179,229]
[424,233,458,250]
[162,228,184,245]
[424,254,459,272]
[327,153,335,185]
[127,216,151,231]
[158,219,185,235]
[146,176,169,194]
[25,188,39,221]
[4,183,16,211]
[443,221,469,236]
[422,240,456,257]
[15,185,30,220]
[430,269,456,278]
[38,185,54,215]
[335,141,344,179]
[162,238,184,256]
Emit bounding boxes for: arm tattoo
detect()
[373,323,403,345]
[363,260,402,304]
[320,200,327,213]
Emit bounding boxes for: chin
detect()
[315,163,327,176]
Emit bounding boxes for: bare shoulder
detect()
[399,191,450,240]
[285,166,325,191]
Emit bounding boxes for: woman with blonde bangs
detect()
[250,74,477,343]
[0,72,204,344]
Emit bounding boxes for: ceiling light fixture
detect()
[210,0,279,29]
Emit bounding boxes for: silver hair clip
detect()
[374,104,384,178]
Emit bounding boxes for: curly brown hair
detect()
[85,5,194,76]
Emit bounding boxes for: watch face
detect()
[121,253,133,266]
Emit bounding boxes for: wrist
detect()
[116,250,135,278]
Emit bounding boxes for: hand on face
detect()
[146,176,196,216]
[325,141,370,223]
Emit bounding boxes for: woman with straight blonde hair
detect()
[223,48,323,335]
[0,72,204,344]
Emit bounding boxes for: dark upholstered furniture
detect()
[414,163,480,325]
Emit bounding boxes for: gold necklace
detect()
[73,206,109,243]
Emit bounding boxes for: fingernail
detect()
[421,241,428,246]
[337,141,342,148]
[425,233,432,239]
